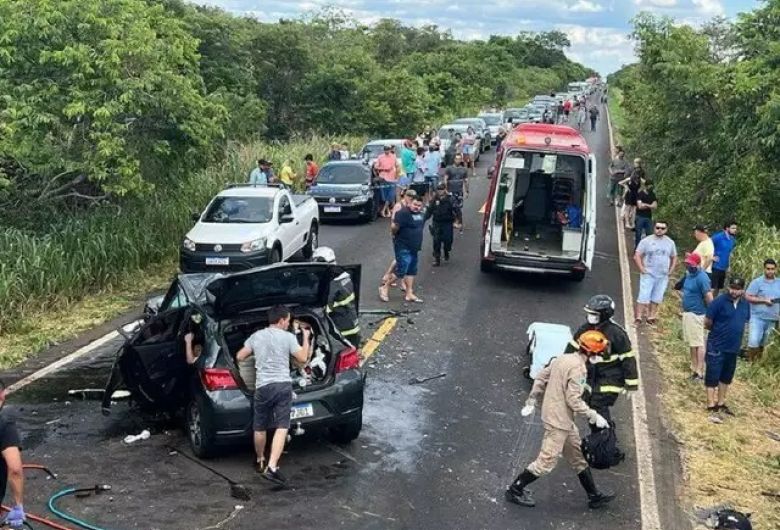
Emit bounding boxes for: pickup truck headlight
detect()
[350,194,370,204]
[241,238,266,253]
[183,238,196,252]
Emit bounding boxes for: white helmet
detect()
[312,246,336,264]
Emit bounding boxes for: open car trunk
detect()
[222,310,337,395]
[490,151,588,261]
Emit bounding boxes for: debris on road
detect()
[123,429,150,445]
[199,505,245,530]
[409,372,447,385]
[166,445,251,501]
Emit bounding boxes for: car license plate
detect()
[323,206,341,213]
[205,257,229,266]
[290,403,314,420]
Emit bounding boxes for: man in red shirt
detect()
[374,145,398,218]
[563,99,572,124]
[304,154,319,189]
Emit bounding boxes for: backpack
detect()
[581,421,625,469]
[715,509,752,530]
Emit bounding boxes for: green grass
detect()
[0,135,366,364]
[607,87,627,147]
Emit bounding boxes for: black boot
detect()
[578,468,615,509]
[505,469,538,507]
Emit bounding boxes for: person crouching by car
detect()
[0,380,25,528]
[312,247,361,347]
[236,306,311,486]
[425,184,456,267]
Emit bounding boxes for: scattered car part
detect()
[47,485,112,530]
[409,373,447,385]
[165,445,250,501]
[123,429,150,445]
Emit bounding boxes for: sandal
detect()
[646,318,657,325]
[379,286,389,302]
[404,296,423,304]
[634,318,643,326]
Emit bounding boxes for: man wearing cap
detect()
[425,184,457,266]
[744,258,779,362]
[249,158,269,186]
[444,154,469,233]
[374,145,398,218]
[676,252,713,381]
[693,225,715,275]
[704,277,750,416]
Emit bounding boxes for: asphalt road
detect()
[5,107,645,530]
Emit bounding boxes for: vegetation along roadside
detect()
[608,9,780,528]
[0,0,592,365]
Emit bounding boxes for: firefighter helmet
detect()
[312,246,336,264]
[584,294,615,322]
[578,330,609,355]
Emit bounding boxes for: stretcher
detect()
[524,322,573,379]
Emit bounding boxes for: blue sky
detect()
[194,0,760,75]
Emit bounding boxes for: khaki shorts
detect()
[682,312,705,348]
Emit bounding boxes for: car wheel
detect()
[269,247,281,264]
[480,259,493,273]
[329,413,362,444]
[365,200,376,223]
[187,394,218,459]
[302,225,318,258]
[571,270,586,282]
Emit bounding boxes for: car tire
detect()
[269,247,281,264]
[571,270,586,282]
[329,412,362,444]
[365,200,376,223]
[480,259,493,273]
[187,394,218,459]
[302,225,318,259]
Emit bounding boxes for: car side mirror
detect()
[280,213,294,224]
[191,211,200,222]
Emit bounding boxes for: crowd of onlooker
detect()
[614,146,779,418]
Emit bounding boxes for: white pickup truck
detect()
[180,184,320,273]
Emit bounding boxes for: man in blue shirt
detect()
[710,221,738,295]
[704,277,750,416]
[388,196,425,303]
[744,258,779,362]
[677,253,713,381]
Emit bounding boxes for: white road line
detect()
[6,322,138,395]
[606,104,662,530]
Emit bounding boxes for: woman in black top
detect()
[619,165,645,230]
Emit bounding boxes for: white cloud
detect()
[569,0,604,13]
[556,23,635,74]
[691,0,725,16]
[634,0,677,7]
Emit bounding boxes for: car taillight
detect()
[335,347,360,374]
[201,368,239,391]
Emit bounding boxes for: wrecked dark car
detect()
[102,263,365,458]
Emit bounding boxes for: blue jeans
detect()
[748,317,777,348]
[635,216,652,248]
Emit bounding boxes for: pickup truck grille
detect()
[314,196,352,204]
[194,243,243,252]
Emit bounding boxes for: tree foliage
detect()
[613,8,780,234]
[0,0,589,213]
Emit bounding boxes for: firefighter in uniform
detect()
[566,294,638,427]
[506,331,616,509]
[312,247,361,346]
[424,183,457,266]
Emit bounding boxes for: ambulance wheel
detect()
[522,366,532,380]
[572,270,586,282]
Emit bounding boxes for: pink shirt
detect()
[375,153,398,182]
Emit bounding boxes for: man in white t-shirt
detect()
[236,305,310,486]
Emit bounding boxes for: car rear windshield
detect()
[480,115,502,125]
[202,196,273,223]
[317,165,368,185]
[438,127,468,139]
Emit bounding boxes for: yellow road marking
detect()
[359,316,398,365]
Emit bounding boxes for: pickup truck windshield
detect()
[317,165,368,185]
[479,115,502,125]
[202,196,274,223]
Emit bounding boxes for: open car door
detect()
[102,306,190,413]
[584,154,598,269]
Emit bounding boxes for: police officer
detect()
[425,184,456,266]
[567,295,638,429]
[312,247,361,346]
[506,331,615,510]
[0,380,25,528]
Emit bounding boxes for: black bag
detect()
[716,509,752,530]
[581,421,625,469]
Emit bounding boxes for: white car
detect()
[180,185,319,272]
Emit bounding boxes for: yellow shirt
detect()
[280,165,295,186]
[694,238,715,273]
